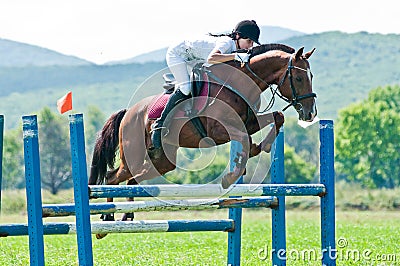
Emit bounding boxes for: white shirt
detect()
[165,35,237,95]
[167,35,237,64]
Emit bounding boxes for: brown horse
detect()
[89,44,316,233]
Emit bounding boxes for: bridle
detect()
[245,55,317,112]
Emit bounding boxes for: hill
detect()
[0,38,92,67]
[0,31,399,129]
[283,31,400,117]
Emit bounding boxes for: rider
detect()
[151,19,261,149]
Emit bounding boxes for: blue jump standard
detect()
[0,114,4,213]
[7,113,335,266]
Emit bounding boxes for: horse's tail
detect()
[89,109,127,185]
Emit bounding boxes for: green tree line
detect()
[1,84,399,193]
[1,106,104,194]
[335,85,400,188]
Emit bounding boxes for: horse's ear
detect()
[295,47,304,60]
[304,48,316,59]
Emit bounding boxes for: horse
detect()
[89,44,317,237]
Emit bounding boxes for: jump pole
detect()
[22,115,45,266]
[320,120,336,265]
[227,140,244,266]
[271,127,286,265]
[69,114,93,266]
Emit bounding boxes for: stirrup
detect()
[150,126,166,134]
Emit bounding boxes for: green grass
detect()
[1,210,399,265]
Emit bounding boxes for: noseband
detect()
[246,55,317,112]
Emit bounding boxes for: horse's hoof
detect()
[100,213,115,221]
[221,178,230,189]
[263,143,272,153]
[96,233,108,239]
[121,213,134,221]
[221,173,239,189]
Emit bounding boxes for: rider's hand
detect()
[234,52,250,63]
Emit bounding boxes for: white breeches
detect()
[166,47,194,96]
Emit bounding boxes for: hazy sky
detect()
[0,0,398,64]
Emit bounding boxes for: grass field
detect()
[1,210,399,266]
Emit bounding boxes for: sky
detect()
[0,0,398,64]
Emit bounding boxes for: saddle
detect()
[148,64,210,120]
[148,64,210,140]
[161,64,206,97]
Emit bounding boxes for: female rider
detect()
[151,20,261,150]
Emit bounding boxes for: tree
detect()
[284,117,319,165]
[283,145,317,183]
[163,140,317,185]
[38,107,72,194]
[84,105,105,152]
[164,146,230,184]
[2,129,24,189]
[335,85,400,188]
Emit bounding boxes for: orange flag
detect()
[57,91,73,114]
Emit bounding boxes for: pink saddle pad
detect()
[148,94,171,119]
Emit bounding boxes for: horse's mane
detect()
[249,43,295,58]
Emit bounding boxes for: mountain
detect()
[259,25,305,43]
[0,25,304,67]
[0,38,92,67]
[107,26,305,64]
[106,48,168,64]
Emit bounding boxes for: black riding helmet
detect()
[233,20,261,45]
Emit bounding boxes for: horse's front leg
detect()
[257,111,285,153]
[249,136,261,158]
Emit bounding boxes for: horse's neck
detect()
[209,62,263,104]
[250,51,290,86]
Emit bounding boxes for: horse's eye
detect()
[296,76,302,82]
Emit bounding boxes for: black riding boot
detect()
[151,89,190,149]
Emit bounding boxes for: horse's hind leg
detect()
[96,164,133,239]
[99,168,119,220]
[121,178,138,221]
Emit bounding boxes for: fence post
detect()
[227,140,244,266]
[22,115,45,266]
[0,115,3,213]
[69,114,93,266]
[319,120,336,265]
[271,128,286,265]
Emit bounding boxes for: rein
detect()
[203,68,260,113]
